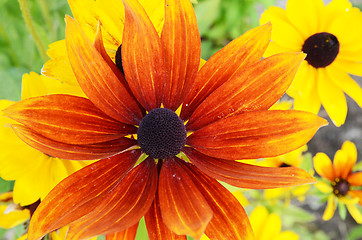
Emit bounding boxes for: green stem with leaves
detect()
[17,0,48,61]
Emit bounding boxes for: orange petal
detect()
[187,110,327,160]
[334,141,357,179]
[349,190,362,205]
[145,183,187,240]
[180,23,272,120]
[105,223,139,240]
[161,0,200,110]
[122,0,166,111]
[184,161,254,240]
[186,52,305,130]
[158,157,213,239]
[66,157,157,239]
[183,148,316,189]
[10,124,136,160]
[27,150,141,240]
[4,95,136,145]
[313,152,335,181]
[348,172,362,186]
[65,15,143,125]
[93,22,136,98]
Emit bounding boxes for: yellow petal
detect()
[232,191,249,207]
[276,231,299,240]
[317,68,347,127]
[290,65,321,115]
[315,181,333,194]
[323,195,337,221]
[334,58,362,76]
[21,72,85,99]
[327,66,362,110]
[42,40,79,86]
[260,6,304,50]
[334,141,357,179]
[249,205,269,239]
[346,203,362,224]
[313,153,335,181]
[258,213,282,240]
[0,205,30,229]
[286,0,325,39]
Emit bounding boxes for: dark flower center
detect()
[137,108,187,159]
[302,32,339,68]
[332,178,349,197]
[115,45,124,75]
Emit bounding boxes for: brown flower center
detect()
[332,178,350,197]
[302,32,339,68]
[137,108,187,159]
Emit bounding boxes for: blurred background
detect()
[1,0,362,239]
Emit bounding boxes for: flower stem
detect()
[38,0,55,41]
[17,0,49,62]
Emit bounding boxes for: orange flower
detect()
[313,141,362,223]
[4,0,327,239]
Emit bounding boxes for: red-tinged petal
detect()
[348,172,362,186]
[27,150,141,240]
[186,53,306,130]
[145,185,187,240]
[105,222,139,240]
[10,124,136,160]
[180,23,272,120]
[4,94,136,145]
[158,157,213,239]
[66,158,157,239]
[65,15,143,125]
[93,22,135,97]
[122,0,166,111]
[161,0,200,110]
[187,110,327,160]
[183,148,316,189]
[181,160,254,240]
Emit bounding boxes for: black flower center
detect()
[115,44,124,75]
[332,178,350,197]
[302,32,339,68]
[137,108,187,159]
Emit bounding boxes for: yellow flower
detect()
[313,141,362,223]
[260,0,362,126]
[249,205,299,240]
[0,72,90,206]
[0,192,30,229]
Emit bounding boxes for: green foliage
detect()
[0,0,70,100]
[347,225,362,240]
[194,0,276,59]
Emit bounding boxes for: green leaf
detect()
[347,225,362,240]
[194,0,221,35]
[338,202,347,220]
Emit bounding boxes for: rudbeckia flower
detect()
[4,0,327,239]
[313,141,362,223]
[260,0,362,126]
[0,72,90,206]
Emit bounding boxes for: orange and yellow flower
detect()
[3,0,327,239]
[313,141,362,223]
[260,0,362,127]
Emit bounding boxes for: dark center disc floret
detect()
[137,108,187,159]
[332,178,350,197]
[302,32,340,68]
[115,45,125,75]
